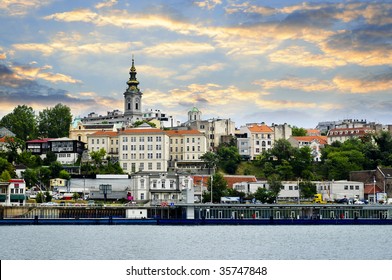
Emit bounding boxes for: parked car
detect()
[40,202,59,206]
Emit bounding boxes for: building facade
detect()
[288,136,327,161]
[87,131,119,161]
[236,123,274,160]
[166,129,207,172]
[182,107,235,150]
[118,127,170,173]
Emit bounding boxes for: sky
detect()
[0,0,391,129]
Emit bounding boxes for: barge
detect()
[1,203,392,225]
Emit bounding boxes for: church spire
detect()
[126,56,140,91]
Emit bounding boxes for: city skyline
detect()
[1,0,391,128]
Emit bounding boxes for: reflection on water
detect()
[1,225,391,260]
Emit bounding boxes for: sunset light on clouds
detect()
[1,0,391,128]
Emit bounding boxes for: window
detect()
[344,185,348,190]
[123,137,128,142]
[123,163,127,170]
[148,163,153,170]
[170,181,174,189]
[147,136,153,142]
[139,163,144,170]
[355,185,359,190]
[157,162,161,170]
[140,193,145,200]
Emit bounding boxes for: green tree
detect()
[59,169,71,180]
[37,103,73,138]
[202,173,228,203]
[17,151,41,168]
[201,151,219,174]
[291,126,307,136]
[267,174,282,202]
[45,191,52,202]
[38,166,51,190]
[43,151,57,165]
[0,170,12,182]
[49,161,63,178]
[90,148,106,167]
[72,192,80,202]
[374,131,392,166]
[291,146,314,179]
[217,145,241,174]
[0,157,15,178]
[36,192,45,203]
[22,168,39,189]
[254,187,276,204]
[267,139,294,164]
[299,180,317,199]
[3,136,24,163]
[0,105,37,141]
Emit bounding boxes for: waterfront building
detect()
[67,173,193,205]
[236,123,274,160]
[118,126,169,173]
[166,129,208,172]
[350,166,392,200]
[0,179,26,206]
[288,135,327,161]
[182,107,235,151]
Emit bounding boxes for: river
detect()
[1,225,391,260]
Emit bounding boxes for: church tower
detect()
[123,57,143,122]
[188,106,201,122]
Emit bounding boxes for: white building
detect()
[118,127,170,173]
[237,123,274,160]
[166,129,208,171]
[288,136,328,161]
[87,131,119,160]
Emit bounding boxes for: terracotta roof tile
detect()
[248,124,273,133]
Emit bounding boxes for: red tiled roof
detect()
[192,175,257,189]
[364,184,383,194]
[224,175,257,189]
[119,128,164,134]
[26,138,54,143]
[293,136,327,145]
[90,131,118,137]
[166,130,203,136]
[248,124,273,133]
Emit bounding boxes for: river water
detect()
[1,225,391,260]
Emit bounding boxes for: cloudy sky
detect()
[1,0,391,129]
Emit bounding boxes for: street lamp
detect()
[373,176,376,204]
[210,174,213,203]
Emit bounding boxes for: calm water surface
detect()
[1,225,391,260]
